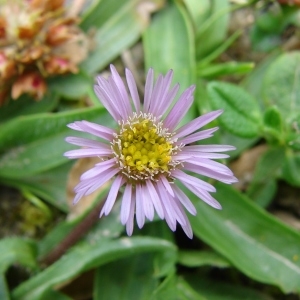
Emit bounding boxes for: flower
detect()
[0,0,90,104]
[64,65,237,238]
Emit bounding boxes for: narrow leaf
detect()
[189,183,300,293]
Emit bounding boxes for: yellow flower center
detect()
[112,113,181,181]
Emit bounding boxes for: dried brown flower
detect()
[0,0,90,104]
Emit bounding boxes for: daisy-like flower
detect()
[64,65,237,238]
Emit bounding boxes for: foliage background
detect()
[1,0,300,299]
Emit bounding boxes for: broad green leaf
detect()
[246,147,284,207]
[140,221,176,277]
[195,0,230,58]
[152,274,205,300]
[184,275,272,300]
[80,0,164,74]
[42,290,72,300]
[282,149,300,187]
[0,238,37,273]
[143,1,196,124]
[178,250,230,268]
[242,51,280,106]
[262,52,300,123]
[189,183,300,293]
[0,93,58,124]
[47,72,92,100]
[13,237,176,300]
[0,275,10,300]
[182,0,210,31]
[1,162,73,212]
[263,106,284,142]
[0,107,112,178]
[207,81,262,138]
[94,253,159,300]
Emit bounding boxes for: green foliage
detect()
[207,81,262,138]
[189,183,300,293]
[1,1,300,299]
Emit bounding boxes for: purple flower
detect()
[64,65,237,238]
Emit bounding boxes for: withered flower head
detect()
[0,0,90,105]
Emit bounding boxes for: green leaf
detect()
[189,183,300,293]
[47,72,92,100]
[94,253,159,300]
[263,106,284,139]
[0,238,37,273]
[207,81,262,138]
[13,237,176,300]
[81,0,164,74]
[0,107,112,178]
[152,273,205,300]
[37,190,122,259]
[42,290,72,300]
[178,250,230,268]
[262,52,300,123]
[182,0,210,31]
[143,1,196,124]
[195,0,230,58]
[0,93,58,124]
[1,162,73,212]
[184,275,272,300]
[0,275,10,300]
[246,147,284,207]
[197,62,254,79]
[282,150,300,187]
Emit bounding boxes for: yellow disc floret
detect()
[111,112,180,181]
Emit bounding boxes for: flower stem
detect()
[40,197,106,266]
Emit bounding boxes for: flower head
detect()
[0,0,90,104]
[64,65,237,238]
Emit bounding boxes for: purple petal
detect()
[145,180,164,219]
[84,167,119,195]
[73,190,86,204]
[94,84,121,121]
[69,121,115,141]
[152,70,174,117]
[159,175,174,197]
[125,68,140,112]
[67,123,83,131]
[148,74,163,114]
[172,169,216,192]
[142,185,154,221]
[120,183,132,225]
[65,137,109,149]
[80,158,116,180]
[177,127,219,145]
[100,175,124,217]
[184,144,236,152]
[64,147,112,159]
[184,158,234,176]
[173,185,196,215]
[143,68,154,113]
[164,86,196,130]
[135,184,145,228]
[156,181,177,230]
[184,182,222,209]
[107,76,132,118]
[126,193,136,236]
[157,83,180,118]
[110,65,132,115]
[174,110,223,139]
[174,151,229,160]
[183,163,238,184]
[173,197,193,238]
